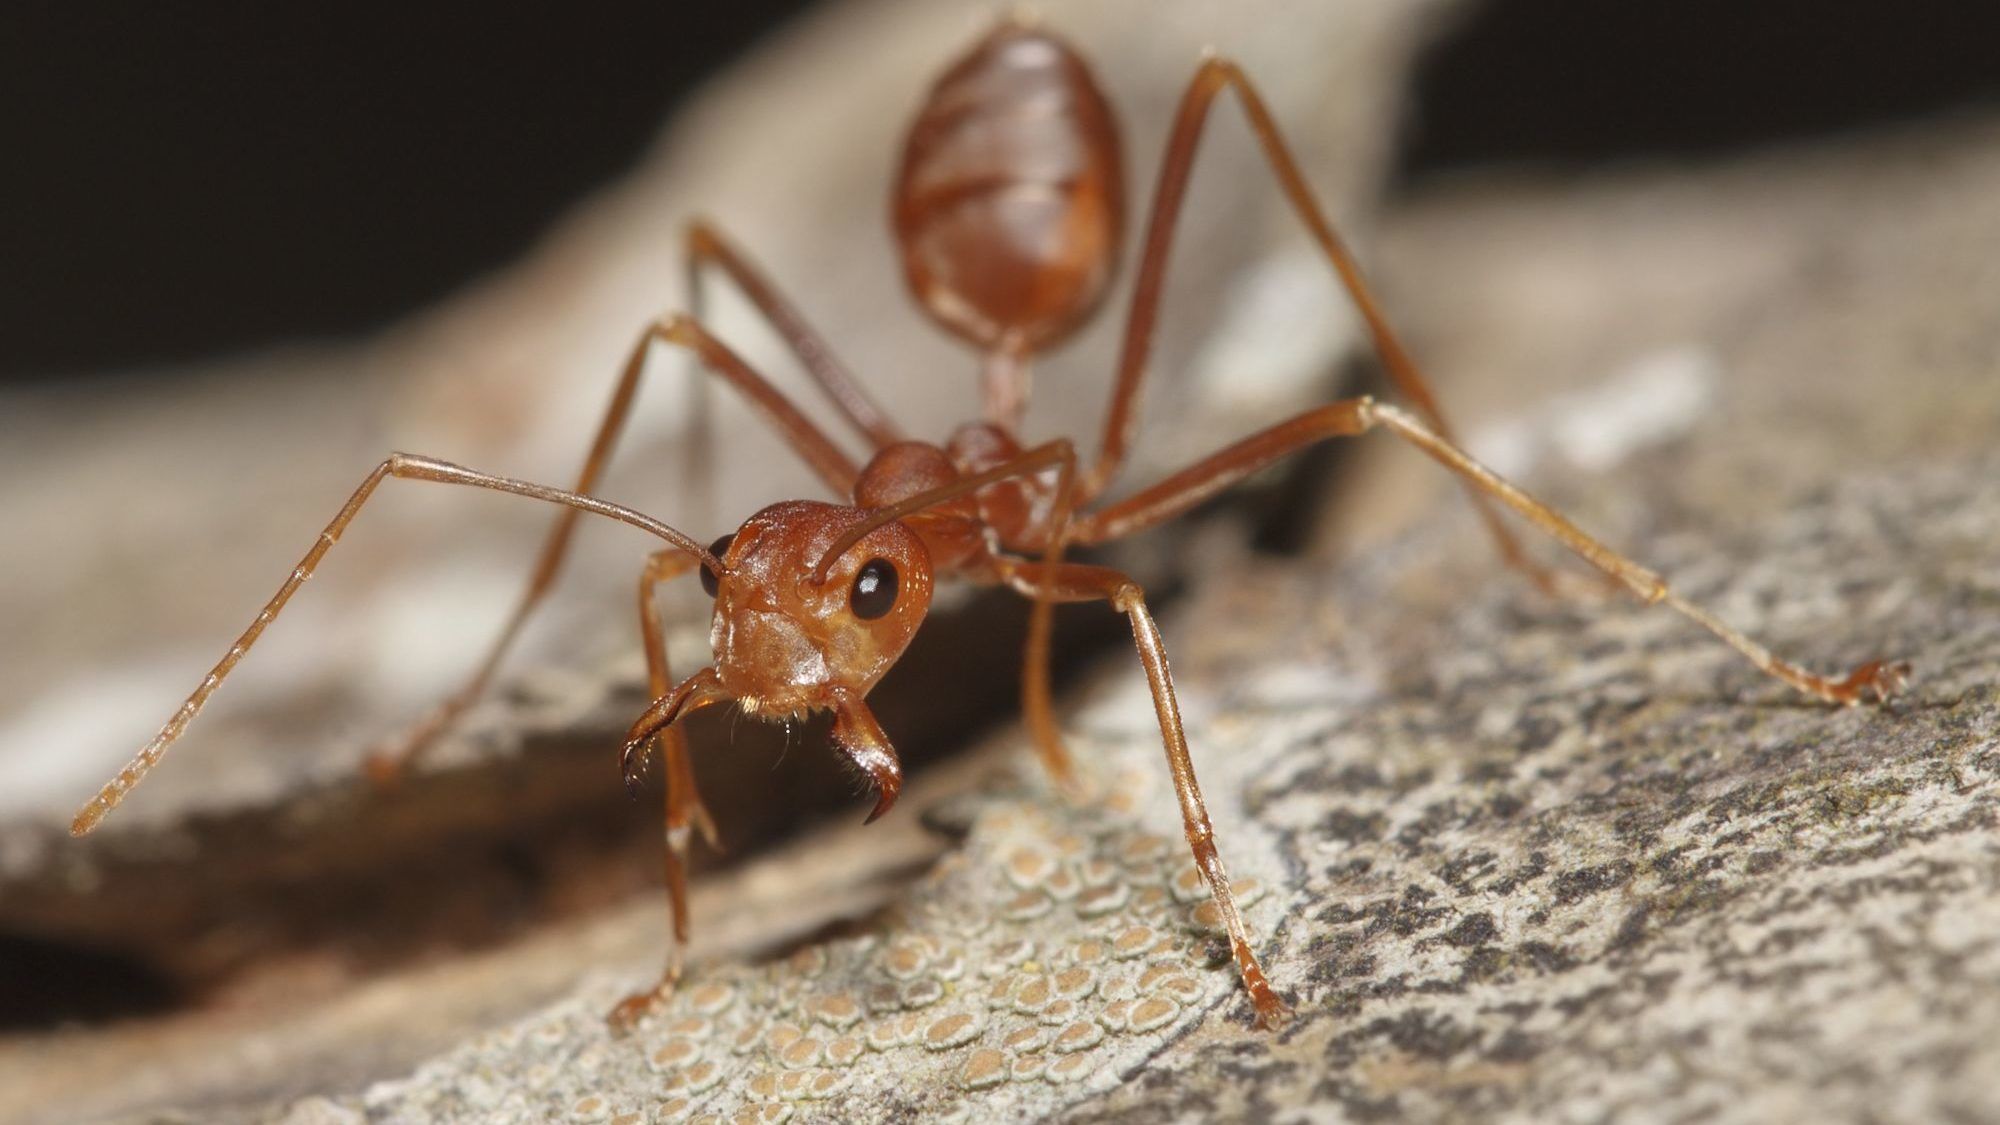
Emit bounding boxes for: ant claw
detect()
[863,782,900,825]
[1828,659,1910,707]
[1053,767,1099,806]
[619,741,652,799]
[1250,989,1294,1031]
[1872,660,1912,704]
[606,981,676,1034]
[691,802,723,851]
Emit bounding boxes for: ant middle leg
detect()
[995,556,1291,1029]
[684,219,903,448]
[369,313,867,782]
[1082,54,1570,594]
[1070,398,1907,707]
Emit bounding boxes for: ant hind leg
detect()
[1084,53,1578,595]
[1070,397,1907,708]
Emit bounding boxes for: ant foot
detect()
[1051,767,1098,806]
[1248,984,1293,1031]
[1825,659,1911,706]
[606,979,677,1034]
[1032,748,1097,806]
[689,796,723,851]
[365,711,455,788]
[361,749,409,789]
[619,740,652,798]
[366,698,467,787]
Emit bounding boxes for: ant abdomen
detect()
[893,22,1126,354]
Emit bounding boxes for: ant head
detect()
[699,500,933,718]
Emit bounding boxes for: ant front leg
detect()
[369,312,867,782]
[1070,398,1907,707]
[609,549,724,1031]
[995,556,1291,1029]
[1083,54,1573,595]
[634,551,721,852]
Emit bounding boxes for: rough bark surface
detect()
[7,3,2000,1123]
[0,0,1435,967]
[0,0,1448,1119]
[262,111,2000,1121]
[298,454,1999,1125]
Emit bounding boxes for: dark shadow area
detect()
[1,2,819,381]
[0,586,1131,1029]
[1399,0,2000,183]
[0,934,181,1029]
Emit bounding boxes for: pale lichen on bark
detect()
[8,3,2000,1122]
[291,448,1997,1124]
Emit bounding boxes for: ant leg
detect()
[1073,401,1373,544]
[70,454,716,837]
[1021,445,1084,790]
[1083,56,1568,594]
[1071,398,1907,707]
[369,312,864,781]
[994,556,1291,1029]
[685,220,904,448]
[632,550,720,845]
[609,550,722,1030]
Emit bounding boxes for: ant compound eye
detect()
[700,533,734,597]
[850,558,898,620]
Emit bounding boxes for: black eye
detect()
[850,558,898,620]
[700,533,734,597]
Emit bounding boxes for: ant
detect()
[70,19,1907,1032]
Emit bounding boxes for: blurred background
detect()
[9,0,1999,383]
[3,0,1999,1118]
[3,2,814,381]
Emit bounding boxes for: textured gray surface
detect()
[269,451,1997,1123]
[0,1,1452,1120]
[0,0,1435,824]
[0,0,1438,913]
[254,105,2000,1121]
[7,3,2000,1122]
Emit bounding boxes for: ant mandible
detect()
[71,18,1907,1031]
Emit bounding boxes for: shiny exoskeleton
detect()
[74,19,1907,1033]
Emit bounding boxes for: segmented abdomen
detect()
[893,24,1125,354]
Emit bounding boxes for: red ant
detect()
[70,19,1907,1031]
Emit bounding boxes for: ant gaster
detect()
[72,19,1907,1031]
